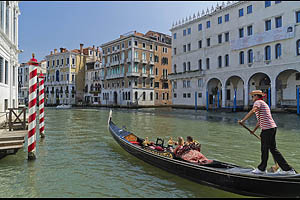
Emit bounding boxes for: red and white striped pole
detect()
[28,53,38,160]
[38,72,45,138]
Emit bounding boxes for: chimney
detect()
[80,43,84,54]
[54,49,57,54]
[60,48,64,53]
[50,51,53,55]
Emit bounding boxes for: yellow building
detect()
[45,44,100,105]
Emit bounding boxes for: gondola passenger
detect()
[174,137,212,164]
[186,136,201,152]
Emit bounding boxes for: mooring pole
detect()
[268,88,271,107]
[217,90,220,109]
[233,89,237,112]
[28,54,38,160]
[195,91,197,111]
[297,87,299,115]
[206,90,209,111]
[38,72,45,138]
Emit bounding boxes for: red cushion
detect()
[155,146,164,151]
[130,141,139,144]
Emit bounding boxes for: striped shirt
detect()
[253,100,277,130]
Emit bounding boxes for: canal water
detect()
[0,107,300,198]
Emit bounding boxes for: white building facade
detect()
[84,60,102,105]
[0,1,20,123]
[170,1,300,109]
[18,60,47,105]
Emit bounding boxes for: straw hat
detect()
[249,90,266,96]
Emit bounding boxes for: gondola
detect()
[107,110,300,197]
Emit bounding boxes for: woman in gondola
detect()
[174,137,212,164]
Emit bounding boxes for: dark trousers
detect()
[258,128,292,171]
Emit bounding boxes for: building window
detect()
[198,23,202,31]
[247,5,252,14]
[173,33,176,39]
[239,28,244,38]
[225,14,229,22]
[4,60,8,84]
[248,49,253,63]
[183,45,186,53]
[198,40,202,48]
[218,34,222,44]
[275,16,282,28]
[297,11,300,23]
[225,54,229,67]
[218,56,222,68]
[187,62,191,71]
[206,21,210,28]
[297,40,300,55]
[247,25,253,36]
[206,58,210,70]
[187,27,191,35]
[275,43,281,59]
[198,59,202,70]
[187,43,191,51]
[240,51,244,64]
[265,1,271,8]
[174,64,177,73]
[183,29,186,36]
[265,20,271,31]
[275,1,281,4]
[239,8,244,17]
[183,62,186,72]
[173,48,176,55]
[265,46,271,61]
[207,38,210,47]
[225,32,229,42]
[218,16,222,24]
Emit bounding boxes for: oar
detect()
[239,122,280,172]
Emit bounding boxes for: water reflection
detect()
[0,107,299,198]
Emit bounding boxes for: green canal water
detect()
[0,107,300,198]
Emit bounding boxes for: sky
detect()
[18,1,221,63]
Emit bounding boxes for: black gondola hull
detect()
[108,119,300,197]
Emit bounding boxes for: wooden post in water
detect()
[38,73,45,138]
[27,54,38,160]
[297,87,299,115]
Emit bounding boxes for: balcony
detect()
[120,59,125,64]
[141,72,148,78]
[126,72,140,77]
[168,70,205,81]
[142,59,147,64]
[111,60,120,66]
[105,63,110,67]
[106,73,125,80]
[126,58,132,63]
[133,58,140,63]
[149,60,154,65]
[149,73,155,78]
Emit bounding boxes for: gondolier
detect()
[238,90,296,175]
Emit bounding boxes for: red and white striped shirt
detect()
[253,100,277,130]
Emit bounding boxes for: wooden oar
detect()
[239,122,280,172]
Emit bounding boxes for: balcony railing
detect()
[126,72,140,77]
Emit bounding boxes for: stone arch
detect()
[224,75,244,107]
[276,69,300,107]
[247,72,271,106]
[206,77,222,106]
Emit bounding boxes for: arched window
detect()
[174,64,177,73]
[143,92,146,101]
[183,62,186,72]
[128,92,130,100]
[135,91,138,100]
[265,46,271,61]
[239,51,244,64]
[248,49,253,63]
[206,58,210,69]
[218,56,222,68]
[56,70,60,82]
[275,43,281,59]
[297,40,300,56]
[150,92,153,101]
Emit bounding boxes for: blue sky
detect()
[18,1,221,63]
